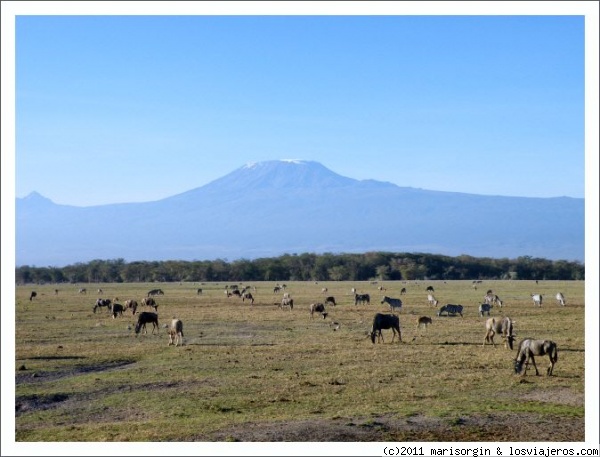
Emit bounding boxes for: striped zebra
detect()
[381,296,403,312]
[437,304,463,317]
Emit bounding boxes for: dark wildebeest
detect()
[426,286,434,292]
[381,296,403,313]
[514,338,558,376]
[400,287,407,295]
[147,289,164,297]
[354,293,370,306]
[111,303,124,318]
[325,296,336,306]
[370,313,402,344]
[135,312,159,335]
[93,298,112,313]
[168,318,184,346]
[197,288,203,295]
[483,317,515,350]
[141,297,158,312]
[29,291,37,301]
[416,316,433,330]
[309,303,328,319]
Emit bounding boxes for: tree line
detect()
[15,252,584,285]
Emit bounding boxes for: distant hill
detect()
[16,160,585,267]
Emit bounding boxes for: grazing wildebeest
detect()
[273,286,282,293]
[325,296,336,306]
[381,296,403,312]
[400,287,407,295]
[124,299,138,315]
[426,286,434,293]
[370,313,402,344]
[437,304,463,317]
[29,291,37,301]
[427,294,438,307]
[416,316,433,330]
[134,312,159,335]
[279,297,294,311]
[483,317,515,350]
[531,294,543,307]
[141,297,158,312]
[168,318,184,346]
[54,289,59,295]
[514,338,558,376]
[309,303,328,319]
[479,303,492,317]
[197,288,203,295]
[555,292,566,306]
[354,293,370,306]
[242,292,254,304]
[147,288,164,297]
[93,298,112,313]
[79,288,87,294]
[111,303,124,318]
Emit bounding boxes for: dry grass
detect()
[14,279,586,442]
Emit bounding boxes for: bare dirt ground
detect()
[15,364,585,442]
[203,412,584,442]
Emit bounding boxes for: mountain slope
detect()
[15,160,585,266]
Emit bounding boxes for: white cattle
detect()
[427,294,438,307]
[168,318,184,346]
[531,294,543,307]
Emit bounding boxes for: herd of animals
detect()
[28,283,567,375]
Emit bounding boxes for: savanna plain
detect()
[14,280,586,442]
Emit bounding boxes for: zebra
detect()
[380,296,403,313]
[437,304,463,317]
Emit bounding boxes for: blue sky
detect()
[5,3,595,207]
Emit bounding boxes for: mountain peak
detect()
[18,191,55,205]
[204,159,358,192]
